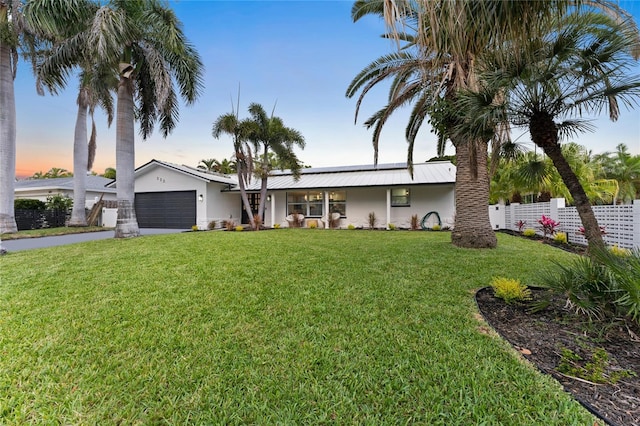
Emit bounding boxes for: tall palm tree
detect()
[0,0,42,233]
[85,0,203,238]
[349,0,634,249]
[462,10,640,251]
[212,108,257,229]
[348,1,576,249]
[28,0,117,227]
[246,102,305,226]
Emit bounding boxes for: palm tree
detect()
[85,0,203,238]
[594,144,640,203]
[28,0,117,227]
[102,167,116,179]
[246,102,305,227]
[348,1,578,249]
[212,107,257,229]
[217,158,237,174]
[0,0,42,233]
[463,10,640,251]
[198,158,220,173]
[44,167,73,178]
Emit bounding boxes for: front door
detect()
[241,193,262,224]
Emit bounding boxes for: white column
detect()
[550,198,565,225]
[633,199,640,250]
[386,189,391,229]
[270,193,276,228]
[324,191,330,229]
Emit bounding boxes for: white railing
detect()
[489,199,640,250]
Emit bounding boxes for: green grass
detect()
[0,226,111,240]
[0,230,595,424]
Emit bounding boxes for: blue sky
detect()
[14,0,640,178]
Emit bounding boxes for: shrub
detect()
[410,214,419,230]
[553,232,568,244]
[273,223,281,229]
[45,194,73,212]
[309,221,317,229]
[537,215,560,240]
[388,223,396,230]
[431,224,441,231]
[539,247,640,324]
[207,220,217,230]
[610,245,630,257]
[191,225,199,232]
[347,224,355,230]
[253,214,263,230]
[368,212,377,229]
[224,220,236,231]
[491,277,532,304]
[523,228,537,237]
[235,225,244,232]
[14,199,46,210]
[515,220,527,232]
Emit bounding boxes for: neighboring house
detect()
[14,175,117,209]
[108,159,456,230]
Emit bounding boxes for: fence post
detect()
[508,203,519,231]
[634,199,640,250]
[550,198,565,225]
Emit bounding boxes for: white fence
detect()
[489,199,640,250]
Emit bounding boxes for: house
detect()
[14,175,117,209]
[109,159,456,230]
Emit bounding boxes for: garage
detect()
[134,190,196,229]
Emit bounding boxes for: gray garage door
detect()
[135,191,196,229]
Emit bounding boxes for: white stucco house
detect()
[107,159,456,230]
[14,176,117,209]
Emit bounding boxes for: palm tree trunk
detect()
[0,41,17,233]
[451,138,497,248]
[529,113,605,252]
[69,94,89,226]
[114,76,140,238]
[543,143,605,252]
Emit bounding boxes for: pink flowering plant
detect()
[538,215,560,240]
[577,226,606,236]
[515,220,527,233]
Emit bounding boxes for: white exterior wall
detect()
[262,184,455,229]
[207,187,241,229]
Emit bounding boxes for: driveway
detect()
[1,228,187,252]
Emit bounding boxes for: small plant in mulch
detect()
[490,277,532,304]
[553,232,568,244]
[515,220,527,232]
[522,228,537,238]
[410,214,419,230]
[368,211,377,229]
[207,220,217,230]
[538,215,560,240]
[557,346,636,385]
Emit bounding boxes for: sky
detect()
[13,0,640,179]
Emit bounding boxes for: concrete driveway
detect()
[1,228,186,252]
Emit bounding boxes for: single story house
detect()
[107,159,456,230]
[14,175,117,209]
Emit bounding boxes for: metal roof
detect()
[15,176,116,192]
[240,161,455,191]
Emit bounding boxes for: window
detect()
[391,188,410,207]
[286,191,348,217]
[287,191,324,217]
[329,191,346,217]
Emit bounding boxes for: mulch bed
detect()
[476,286,640,426]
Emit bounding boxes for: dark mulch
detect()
[476,286,640,426]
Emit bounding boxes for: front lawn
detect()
[0,230,596,424]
